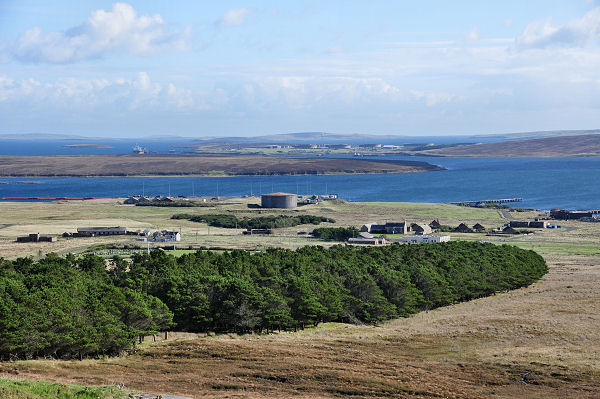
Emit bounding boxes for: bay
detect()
[0,156,598,210]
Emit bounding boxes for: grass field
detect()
[0,378,131,399]
[1,198,600,397]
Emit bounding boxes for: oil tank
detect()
[261,192,297,209]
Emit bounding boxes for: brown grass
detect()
[419,133,600,157]
[0,154,442,177]
[1,254,599,398]
[1,199,600,398]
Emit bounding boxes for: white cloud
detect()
[10,2,190,63]
[516,7,600,49]
[217,8,253,27]
[464,28,480,42]
[0,72,201,111]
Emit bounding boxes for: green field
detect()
[0,378,130,399]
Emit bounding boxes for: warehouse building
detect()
[261,192,297,209]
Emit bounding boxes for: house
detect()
[454,223,474,233]
[77,227,127,236]
[502,226,519,235]
[396,235,450,244]
[348,232,386,245]
[150,230,181,242]
[411,223,432,235]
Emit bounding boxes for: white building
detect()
[396,235,450,244]
[150,230,181,242]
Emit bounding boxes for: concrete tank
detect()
[261,192,297,209]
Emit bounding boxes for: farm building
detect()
[411,223,433,235]
[361,221,408,234]
[348,232,386,245]
[16,233,57,243]
[77,227,127,236]
[454,223,474,233]
[397,235,450,244]
[508,221,530,228]
[261,192,297,209]
[550,209,600,220]
[473,223,486,231]
[508,220,549,228]
[429,220,441,229]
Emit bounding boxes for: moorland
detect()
[0,155,442,177]
[0,198,598,397]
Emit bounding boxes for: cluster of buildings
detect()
[124,195,178,204]
[360,221,432,235]
[348,220,450,245]
[62,226,181,242]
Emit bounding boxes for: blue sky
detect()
[0,1,599,137]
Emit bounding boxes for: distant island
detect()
[62,144,113,149]
[416,134,600,157]
[0,154,444,177]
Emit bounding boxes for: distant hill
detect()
[418,134,600,157]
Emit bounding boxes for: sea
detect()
[0,139,598,210]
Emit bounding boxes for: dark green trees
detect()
[0,254,172,360]
[0,241,547,359]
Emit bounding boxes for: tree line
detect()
[171,213,334,229]
[0,241,547,359]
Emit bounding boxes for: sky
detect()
[1,0,600,138]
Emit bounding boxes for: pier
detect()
[450,198,522,206]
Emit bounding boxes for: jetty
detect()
[450,198,522,207]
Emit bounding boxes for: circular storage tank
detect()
[261,192,297,209]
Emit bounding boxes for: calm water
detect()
[0,156,598,210]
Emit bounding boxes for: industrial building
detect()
[261,192,297,209]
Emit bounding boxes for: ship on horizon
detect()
[133,144,147,154]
